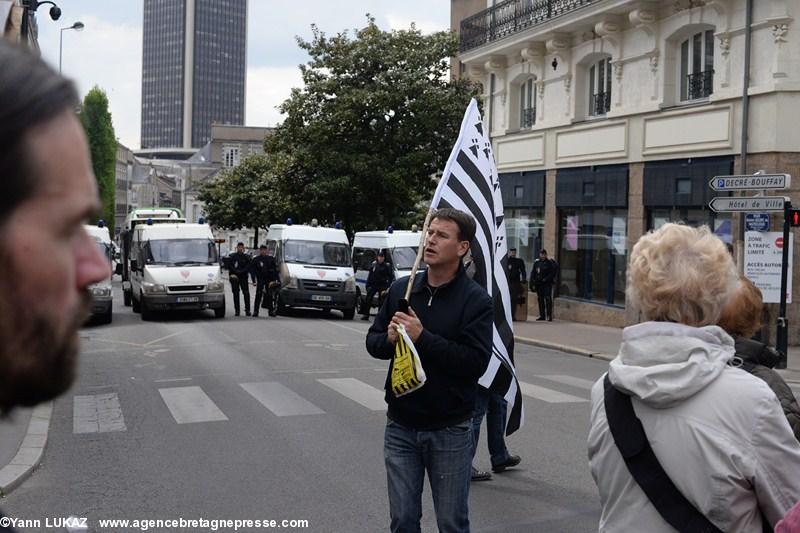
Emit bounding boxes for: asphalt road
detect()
[1,281,608,533]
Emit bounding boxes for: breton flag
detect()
[430,98,523,435]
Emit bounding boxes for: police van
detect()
[120,208,186,306]
[351,228,424,312]
[266,221,357,319]
[84,223,114,324]
[129,223,225,320]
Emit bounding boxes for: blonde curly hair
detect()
[628,223,738,327]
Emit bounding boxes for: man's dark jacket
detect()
[507,256,526,284]
[250,255,279,284]
[530,258,558,291]
[734,336,800,442]
[365,266,493,430]
[366,261,394,290]
[227,252,251,280]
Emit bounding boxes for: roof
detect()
[136,223,213,240]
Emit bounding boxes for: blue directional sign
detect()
[745,213,770,232]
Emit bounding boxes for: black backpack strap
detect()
[603,374,723,533]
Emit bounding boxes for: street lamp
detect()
[59,21,84,74]
[20,0,62,43]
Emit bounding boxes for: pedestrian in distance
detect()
[250,245,280,318]
[588,223,800,532]
[506,248,526,305]
[228,242,251,316]
[366,208,493,533]
[530,249,557,321]
[360,250,394,320]
[718,275,800,442]
[469,387,521,482]
[0,40,111,532]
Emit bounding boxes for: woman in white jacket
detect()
[588,223,800,532]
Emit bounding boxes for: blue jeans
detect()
[471,387,511,467]
[384,418,472,533]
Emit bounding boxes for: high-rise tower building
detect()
[141,0,246,150]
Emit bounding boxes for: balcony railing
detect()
[459,0,600,53]
[686,70,714,100]
[520,107,536,128]
[589,92,611,116]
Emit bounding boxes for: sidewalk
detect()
[513,318,800,384]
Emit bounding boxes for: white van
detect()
[129,223,225,320]
[266,223,357,319]
[84,223,113,324]
[352,229,424,311]
[120,208,186,306]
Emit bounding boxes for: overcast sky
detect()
[35,1,450,149]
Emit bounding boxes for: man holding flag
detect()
[366,208,493,533]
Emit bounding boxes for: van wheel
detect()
[101,308,113,324]
[276,295,287,316]
[355,289,363,314]
[140,296,155,321]
[132,291,141,313]
[123,290,132,307]
[214,302,225,318]
[342,306,355,320]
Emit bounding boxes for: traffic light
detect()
[791,209,800,227]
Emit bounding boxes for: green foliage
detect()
[79,86,117,235]
[198,153,295,231]
[266,16,480,233]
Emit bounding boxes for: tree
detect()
[79,86,117,235]
[198,153,296,242]
[266,16,480,233]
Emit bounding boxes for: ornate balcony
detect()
[589,92,611,116]
[459,0,600,53]
[520,107,536,128]
[686,70,714,100]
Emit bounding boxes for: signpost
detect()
[708,172,792,368]
[708,196,786,213]
[744,213,770,232]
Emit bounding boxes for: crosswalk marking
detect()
[519,381,588,403]
[534,374,596,391]
[317,378,386,411]
[159,386,228,424]
[73,393,127,434]
[240,382,325,417]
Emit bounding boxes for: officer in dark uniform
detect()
[227,242,251,316]
[530,249,558,321]
[250,245,280,317]
[361,250,394,320]
[506,248,527,307]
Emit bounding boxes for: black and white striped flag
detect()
[430,98,523,435]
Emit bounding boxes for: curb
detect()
[515,336,615,362]
[0,401,52,496]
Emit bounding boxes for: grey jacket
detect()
[588,322,800,532]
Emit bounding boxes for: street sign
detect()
[745,231,792,304]
[745,213,770,232]
[708,196,786,213]
[709,173,791,191]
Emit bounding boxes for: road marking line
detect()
[322,320,370,335]
[302,370,340,374]
[154,378,193,383]
[317,378,386,411]
[533,374,596,390]
[158,386,228,424]
[518,381,588,403]
[94,338,146,348]
[73,393,127,434]
[241,382,325,416]
[144,330,188,346]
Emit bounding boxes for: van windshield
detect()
[145,239,218,266]
[388,247,419,270]
[284,240,350,267]
[94,241,112,263]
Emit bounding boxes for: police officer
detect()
[228,242,251,316]
[250,245,279,317]
[506,248,527,308]
[530,249,558,321]
[361,250,394,320]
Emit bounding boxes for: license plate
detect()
[176,296,199,303]
[311,295,332,302]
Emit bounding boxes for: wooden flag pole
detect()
[404,208,435,302]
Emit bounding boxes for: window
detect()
[222,146,240,168]
[519,78,536,129]
[558,209,627,305]
[514,185,524,199]
[676,179,692,195]
[504,208,545,275]
[588,57,612,116]
[648,208,732,245]
[680,29,714,101]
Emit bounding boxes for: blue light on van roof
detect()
[97,219,105,228]
[146,218,153,225]
[387,225,394,234]
[335,221,342,229]
[286,218,293,226]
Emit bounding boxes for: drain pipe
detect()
[738,0,753,269]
